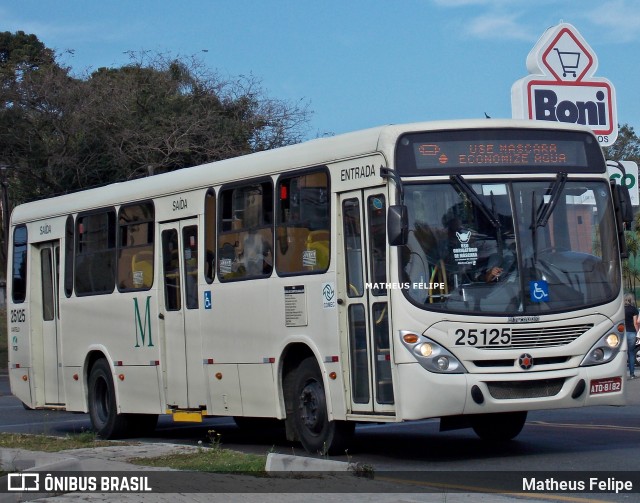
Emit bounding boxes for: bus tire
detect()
[288,357,354,455]
[88,358,130,439]
[471,411,527,441]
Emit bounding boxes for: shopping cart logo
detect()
[553,48,580,78]
[7,473,40,491]
[512,22,618,146]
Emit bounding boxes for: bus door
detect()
[158,219,201,409]
[37,241,63,405]
[339,189,395,415]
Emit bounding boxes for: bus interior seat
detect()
[131,250,154,288]
[306,229,330,270]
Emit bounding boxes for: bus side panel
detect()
[60,294,164,413]
[8,367,33,407]
[115,365,164,414]
[238,363,278,418]
[63,366,86,412]
[205,364,243,416]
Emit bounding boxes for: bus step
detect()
[168,409,206,423]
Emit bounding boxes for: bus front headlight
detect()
[580,323,623,367]
[401,331,467,374]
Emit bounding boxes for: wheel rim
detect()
[298,379,325,435]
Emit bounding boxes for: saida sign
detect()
[512,23,618,146]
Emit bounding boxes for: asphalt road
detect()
[1,371,639,474]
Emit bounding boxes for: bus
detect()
[7,119,633,454]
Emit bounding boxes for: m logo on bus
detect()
[133,296,154,348]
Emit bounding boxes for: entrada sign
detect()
[512,23,618,146]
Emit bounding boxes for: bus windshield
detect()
[401,178,620,316]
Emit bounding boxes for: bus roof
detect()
[10,119,594,225]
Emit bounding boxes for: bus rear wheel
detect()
[471,411,527,441]
[88,358,130,439]
[288,357,354,455]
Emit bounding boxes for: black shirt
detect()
[624,303,638,332]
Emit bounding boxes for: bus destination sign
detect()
[413,139,587,170]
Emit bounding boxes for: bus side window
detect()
[218,180,273,281]
[276,169,330,275]
[11,225,28,303]
[117,202,155,291]
[75,209,117,296]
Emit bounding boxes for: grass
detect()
[0,308,6,374]
[0,431,116,452]
[129,448,267,472]
[0,430,267,472]
[129,430,266,472]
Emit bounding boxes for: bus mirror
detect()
[614,184,633,224]
[388,205,408,246]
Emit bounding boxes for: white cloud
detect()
[583,0,640,43]
[466,13,535,41]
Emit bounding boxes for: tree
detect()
[0,33,312,273]
[604,124,640,164]
[604,124,640,295]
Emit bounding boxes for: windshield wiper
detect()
[530,172,568,263]
[450,175,501,230]
[532,172,568,229]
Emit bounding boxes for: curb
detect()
[265,453,352,472]
[0,449,81,503]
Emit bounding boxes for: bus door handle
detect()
[159,313,165,320]
[337,298,344,305]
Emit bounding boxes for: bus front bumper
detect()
[395,352,628,421]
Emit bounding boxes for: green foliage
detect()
[129,448,266,472]
[0,432,115,452]
[604,124,640,164]
[0,32,311,205]
[0,31,311,272]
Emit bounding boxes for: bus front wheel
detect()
[471,411,527,441]
[287,357,354,455]
[88,358,130,439]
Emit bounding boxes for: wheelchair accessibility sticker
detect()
[204,291,212,309]
[529,280,549,303]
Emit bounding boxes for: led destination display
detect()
[413,139,586,169]
[396,129,603,175]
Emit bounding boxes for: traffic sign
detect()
[512,23,618,146]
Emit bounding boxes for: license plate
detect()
[589,377,622,395]
[451,327,512,347]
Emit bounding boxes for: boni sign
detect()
[512,23,617,146]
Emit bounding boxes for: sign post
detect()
[512,23,618,146]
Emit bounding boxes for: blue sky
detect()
[3,0,640,141]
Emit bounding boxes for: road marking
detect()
[529,421,640,433]
[376,475,617,503]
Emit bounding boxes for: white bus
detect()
[7,119,633,454]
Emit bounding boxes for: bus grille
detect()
[489,323,594,349]
[486,378,565,399]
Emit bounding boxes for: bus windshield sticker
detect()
[529,280,549,302]
[453,229,478,266]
